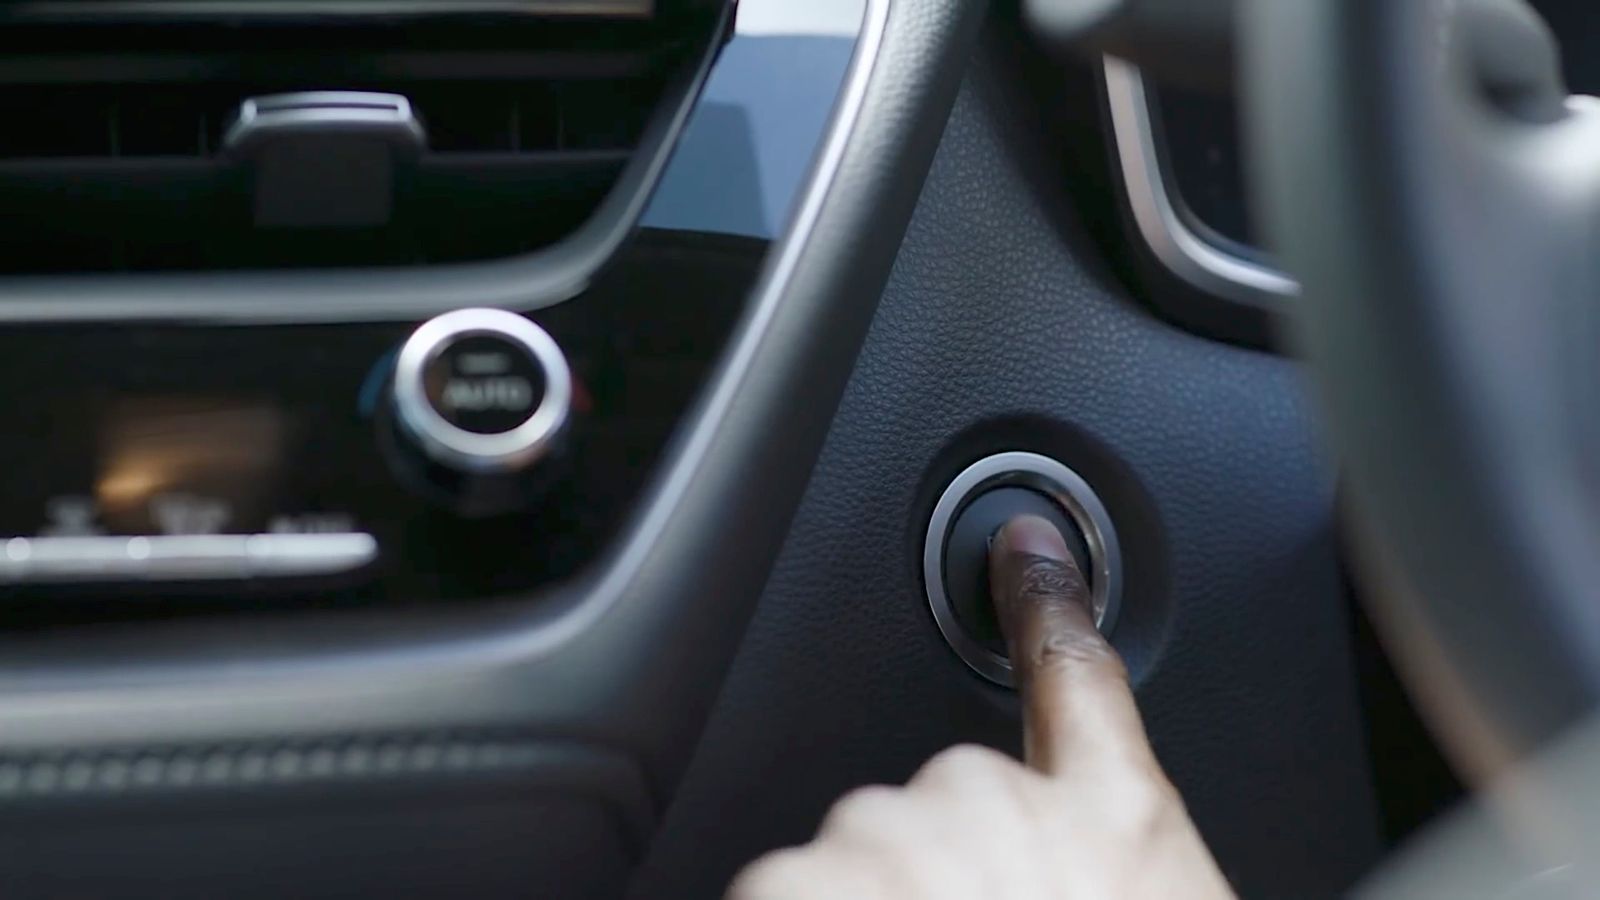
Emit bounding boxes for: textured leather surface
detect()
[632,32,1384,900]
[5,795,632,900]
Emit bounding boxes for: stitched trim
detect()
[0,732,653,840]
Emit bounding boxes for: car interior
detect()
[0,0,1594,896]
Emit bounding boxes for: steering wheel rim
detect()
[1242,0,1600,762]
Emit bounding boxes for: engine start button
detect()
[392,308,572,474]
[423,333,547,435]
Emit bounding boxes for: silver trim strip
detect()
[1103,58,1300,305]
[923,453,1123,688]
[0,533,378,583]
[392,308,573,473]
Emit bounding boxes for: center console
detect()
[0,230,758,623]
[0,0,986,896]
[0,0,759,626]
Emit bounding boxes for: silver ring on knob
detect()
[924,452,1123,687]
[393,308,572,474]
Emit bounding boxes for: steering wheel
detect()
[1243,0,1600,766]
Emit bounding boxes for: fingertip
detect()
[990,514,1075,567]
[988,514,1139,774]
[989,515,1090,630]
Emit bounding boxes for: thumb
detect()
[988,515,1153,776]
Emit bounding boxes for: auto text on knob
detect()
[441,375,536,414]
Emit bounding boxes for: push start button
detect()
[924,452,1123,688]
[393,308,572,474]
[942,486,1093,655]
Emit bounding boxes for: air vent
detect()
[0,23,690,273]
[0,80,657,161]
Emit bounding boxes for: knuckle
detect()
[1108,766,1185,836]
[727,848,814,900]
[921,743,1008,780]
[914,744,1026,795]
[823,784,903,833]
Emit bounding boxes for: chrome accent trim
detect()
[392,307,573,473]
[923,452,1123,688]
[1103,58,1300,305]
[0,533,378,583]
[223,91,428,157]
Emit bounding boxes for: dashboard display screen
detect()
[94,398,293,537]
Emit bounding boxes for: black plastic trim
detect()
[0,6,724,323]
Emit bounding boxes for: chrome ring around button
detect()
[924,452,1124,688]
[393,308,573,474]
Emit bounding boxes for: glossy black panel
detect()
[0,227,763,624]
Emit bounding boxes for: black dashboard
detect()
[0,1,1479,897]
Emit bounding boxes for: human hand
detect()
[727,515,1234,899]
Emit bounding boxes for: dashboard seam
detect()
[0,732,655,839]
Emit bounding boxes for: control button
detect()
[924,452,1123,688]
[392,308,572,474]
[426,335,547,435]
[942,486,1093,655]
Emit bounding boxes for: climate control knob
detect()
[392,308,572,474]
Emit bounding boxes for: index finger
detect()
[988,515,1154,776]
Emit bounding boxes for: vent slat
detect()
[0,61,665,272]
[0,79,655,160]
